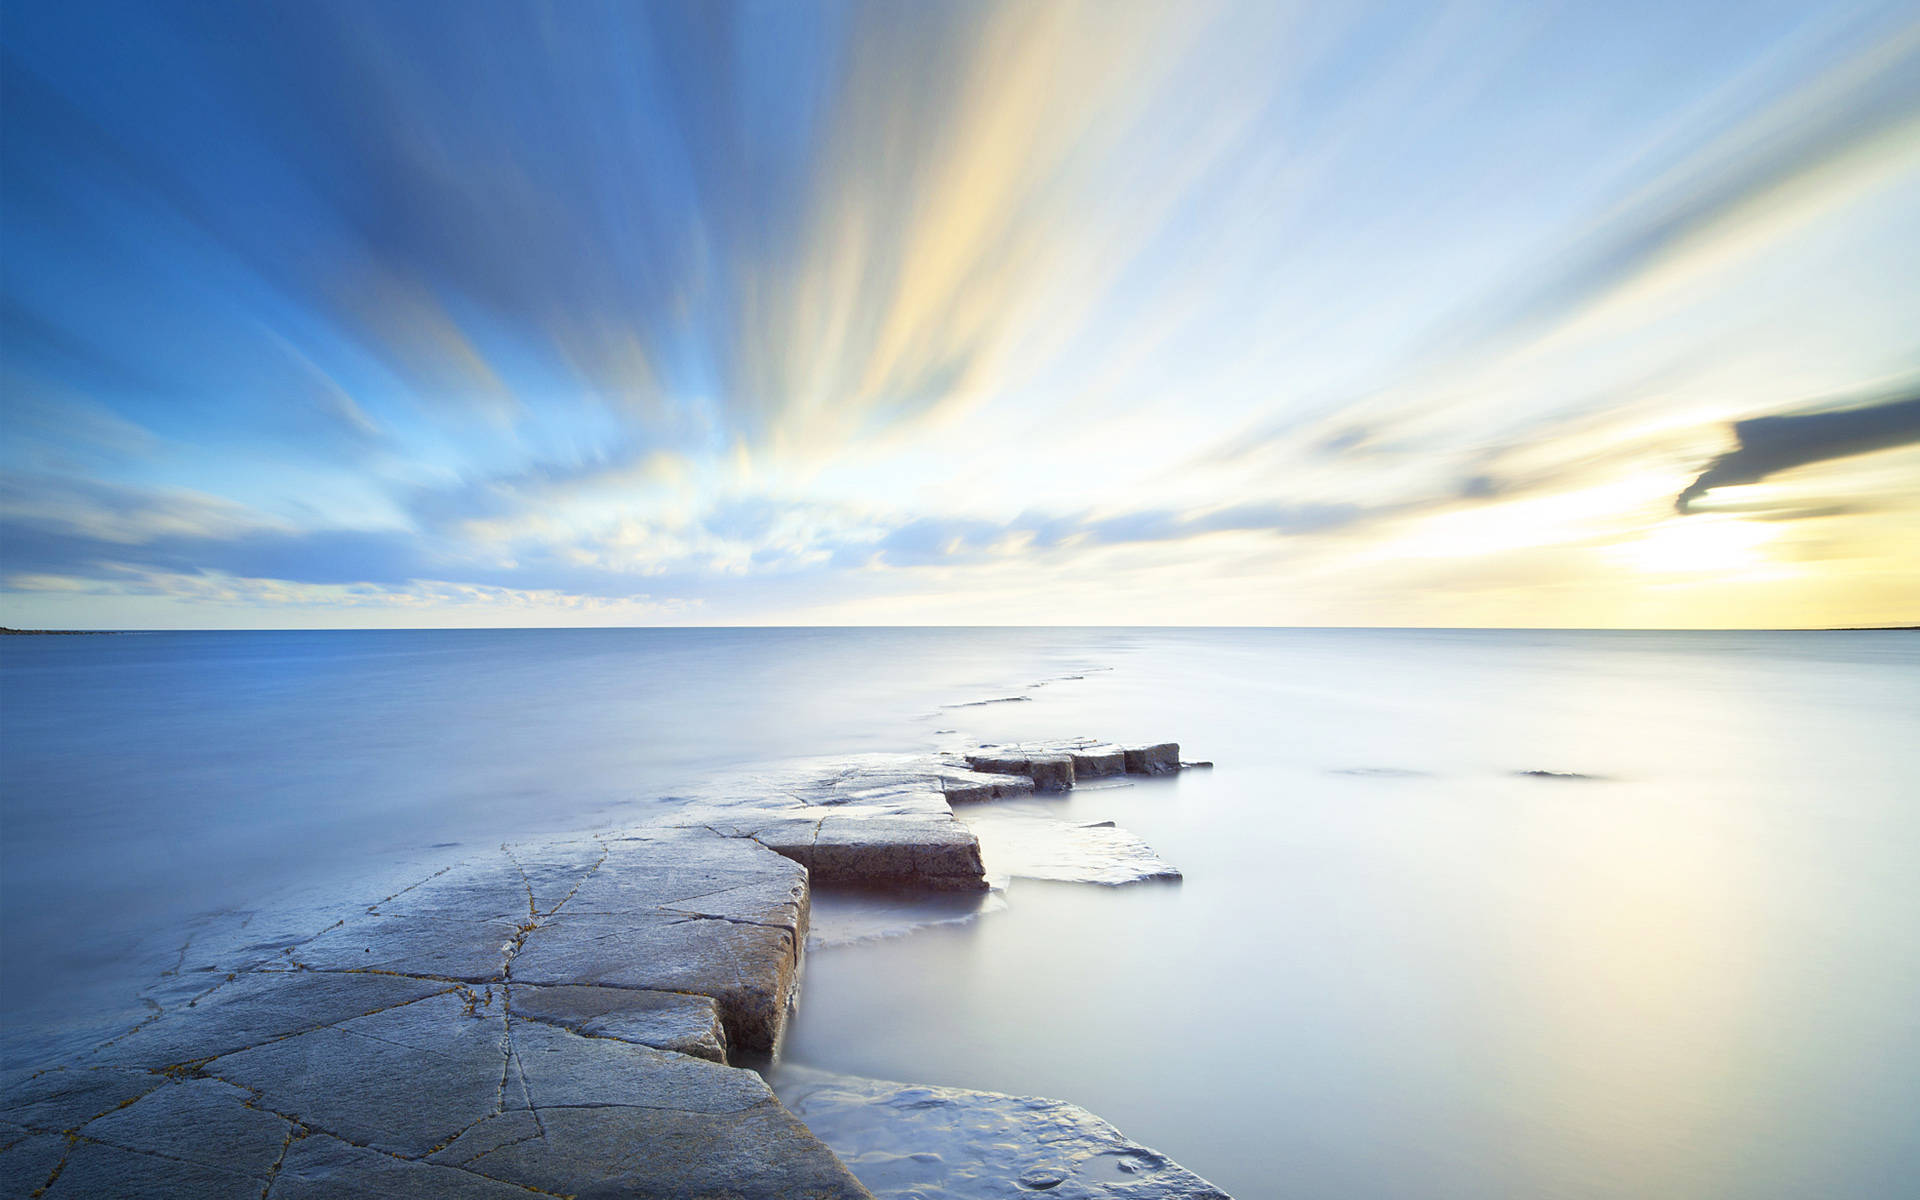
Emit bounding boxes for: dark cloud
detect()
[1676,392,1920,513]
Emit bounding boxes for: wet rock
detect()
[774,1066,1231,1199]
[964,751,1031,777]
[0,1066,164,1130]
[967,739,1186,788]
[807,890,1008,949]
[722,815,826,869]
[218,1007,871,1198]
[957,806,1184,886]
[0,744,1210,1199]
[563,833,805,922]
[91,972,456,1070]
[268,1132,536,1198]
[42,1140,267,1199]
[446,1101,874,1199]
[509,984,729,1063]
[77,1076,291,1178]
[508,1019,767,1112]
[292,914,524,981]
[1066,744,1127,779]
[0,1132,70,1197]
[936,768,1036,804]
[963,749,1075,791]
[510,911,798,1053]
[205,991,505,1157]
[1026,754,1076,793]
[812,815,988,891]
[1123,743,1181,775]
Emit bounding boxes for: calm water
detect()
[4,628,1917,1198]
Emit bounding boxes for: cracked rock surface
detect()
[2,734,1207,1199]
[0,827,868,1199]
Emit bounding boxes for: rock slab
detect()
[775,1066,1232,1199]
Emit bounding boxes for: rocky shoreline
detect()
[0,739,1229,1199]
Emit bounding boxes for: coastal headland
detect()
[0,738,1229,1199]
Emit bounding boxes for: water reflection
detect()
[781,630,1920,1199]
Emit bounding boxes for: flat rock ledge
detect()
[671,738,1191,892]
[966,739,1183,792]
[776,1067,1232,1199]
[1,734,1217,1200]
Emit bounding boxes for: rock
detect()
[1124,743,1181,775]
[732,815,826,869]
[90,971,455,1070]
[75,1076,291,1177]
[0,1132,70,1198]
[936,768,1036,804]
[812,815,988,892]
[1067,744,1127,779]
[966,739,1185,787]
[507,1018,768,1112]
[292,914,522,980]
[511,912,798,1054]
[443,1101,873,1199]
[964,752,1030,776]
[268,1132,542,1198]
[509,983,729,1063]
[956,807,1184,886]
[774,1066,1232,1199]
[1026,753,1076,792]
[0,1066,164,1130]
[1,739,1209,1200]
[205,991,505,1157]
[42,1140,267,1199]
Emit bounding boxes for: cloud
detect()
[1677,391,1920,513]
[0,474,283,545]
[868,500,1378,567]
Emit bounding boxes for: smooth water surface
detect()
[3,627,1916,1199]
[0,627,1096,1054]
[780,629,1920,1199]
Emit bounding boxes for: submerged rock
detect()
[957,806,1184,886]
[774,1066,1232,1199]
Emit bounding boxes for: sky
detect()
[2,0,1917,629]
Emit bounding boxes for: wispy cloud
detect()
[3,1,1917,627]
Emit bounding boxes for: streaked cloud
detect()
[3,0,1917,628]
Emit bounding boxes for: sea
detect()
[2,627,1915,1198]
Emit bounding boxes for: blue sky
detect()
[3,0,1917,627]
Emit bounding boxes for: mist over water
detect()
[0,627,1095,1050]
[4,627,1917,1198]
[786,629,1920,1198]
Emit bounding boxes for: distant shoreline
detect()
[0,627,117,636]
